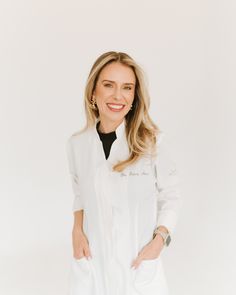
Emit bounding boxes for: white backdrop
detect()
[0,1,235,294]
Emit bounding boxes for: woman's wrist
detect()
[155,225,169,234]
[72,225,84,235]
[153,232,165,245]
[152,225,169,246]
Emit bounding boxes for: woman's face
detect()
[92,62,136,126]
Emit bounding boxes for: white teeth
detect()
[107,104,124,109]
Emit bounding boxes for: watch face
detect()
[166,235,171,246]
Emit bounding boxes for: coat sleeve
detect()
[66,136,84,212]
[154,132,183,236]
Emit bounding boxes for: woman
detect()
[66,51,182,295]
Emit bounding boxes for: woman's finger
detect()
[84,247,92,259]
[131,253,144,269]
[73,251,85,259]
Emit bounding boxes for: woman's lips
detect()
[107,103,125,112]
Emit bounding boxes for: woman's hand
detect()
[72,227,92,260]
[131,235,164,269]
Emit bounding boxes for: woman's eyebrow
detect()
[102,79,135,85]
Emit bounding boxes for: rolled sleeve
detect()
[66,137,84,212]
[154,132,183,236]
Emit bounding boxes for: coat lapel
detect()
[91,117,130,171]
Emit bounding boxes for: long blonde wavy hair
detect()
[78,51,160,172]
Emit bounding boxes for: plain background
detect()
[0,0,235,294]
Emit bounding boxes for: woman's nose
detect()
[113,87,124,100]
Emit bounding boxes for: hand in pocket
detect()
[131,235,164,269]
[72,228,92,260]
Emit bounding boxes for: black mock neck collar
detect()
[96,121,117,139]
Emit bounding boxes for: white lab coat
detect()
[66,118,182,295]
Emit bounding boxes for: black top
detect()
[96,121,117,159]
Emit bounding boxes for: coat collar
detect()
[93,117,126,141]
[91,117,130,169]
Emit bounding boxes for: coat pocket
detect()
[133,256,160,285]
[69,257,95,295]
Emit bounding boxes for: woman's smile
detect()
[106,103,126,112]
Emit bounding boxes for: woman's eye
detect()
[104,84,132,90]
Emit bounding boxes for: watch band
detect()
[153,228,171,247]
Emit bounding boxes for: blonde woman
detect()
[66,51,182,295]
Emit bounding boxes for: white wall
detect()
[0,0,235,294]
